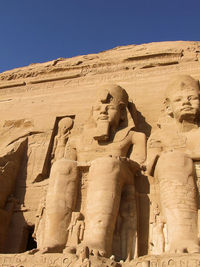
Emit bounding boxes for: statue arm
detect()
[51,136,58,158]
[147,134,162,176]
[130,131,146,166]
[64,137,77,161]
[79,221,85,241]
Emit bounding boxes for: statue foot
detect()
[169,242,200,254]
[63,246,77,254]
[36,246,63,254]
[90,248,106,257]
[187,244,200,254]
[25,248,39,255]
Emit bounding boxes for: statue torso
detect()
[74,130,133,162]
[155,126,200,158]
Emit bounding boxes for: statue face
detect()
[169,87,199,122]
[58,117,73,135]
[92,102,121,129]
[60,124,69,135]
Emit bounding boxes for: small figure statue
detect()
[74,246,91,267]
[67,212,85,248]
[147,75,200,253]
[51,117,73,163]
[120,185,137,261]
[32,196,46,249]
[149,204,165,255]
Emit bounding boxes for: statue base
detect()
[0,253,200,267]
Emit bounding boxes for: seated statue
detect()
[39,84,146,259]
[147,75,200,253]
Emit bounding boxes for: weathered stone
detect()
[0,41,200,266]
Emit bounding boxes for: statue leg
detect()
[155,151,200,253]
[42,159,79,252]
[83,157,133,257]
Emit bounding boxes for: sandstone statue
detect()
[119,185,138,261]
[66,212,85,248]
[51,117,73,163]
[147,75,200,253]
[149,204,165,255]
[0,138,27,252]
[39,84,146,261]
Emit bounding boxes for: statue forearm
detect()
[130,132,146,166]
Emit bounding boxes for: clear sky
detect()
[0,0,200,73]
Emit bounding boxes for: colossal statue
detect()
[39,84,146,260]
[147,75,200,254]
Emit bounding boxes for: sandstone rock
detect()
[0,41,200,266]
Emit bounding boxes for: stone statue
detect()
[147,75,200,253]
[0,138,27,252]
[40,84,146,259]
[51,117,73,163]
[120,185,137,261]
[149,204,165,255]
[74,246,91,267]
[66,212,85,248]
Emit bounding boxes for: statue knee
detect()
[91,157,120,174]
[51,159,78,176]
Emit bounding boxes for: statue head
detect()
[90,84,131,140]
[164,75,200,123]
[58,117,73,135]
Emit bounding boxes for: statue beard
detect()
[93,120,110,141]
[177,111,197,123]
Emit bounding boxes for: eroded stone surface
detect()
[0,41,200,266]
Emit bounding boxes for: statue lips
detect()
[98,115,109,120]
[180,106,193,112]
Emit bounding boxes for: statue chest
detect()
[161,128,200,153]
[76,137,131,162]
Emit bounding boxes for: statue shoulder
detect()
[148,129,163,149]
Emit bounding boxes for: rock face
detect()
[0,41,200,266]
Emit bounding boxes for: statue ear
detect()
[164,98,173,117]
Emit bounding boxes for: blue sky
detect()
[0,0,200,73]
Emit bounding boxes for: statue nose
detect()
[182,97,190,105]
[100,106,107,114]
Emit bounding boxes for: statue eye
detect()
[107,105,116,110]
[188,95,198,101]
[174,97,181,102]
[93,105,100,111]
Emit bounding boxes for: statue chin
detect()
[93,120,110,141]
